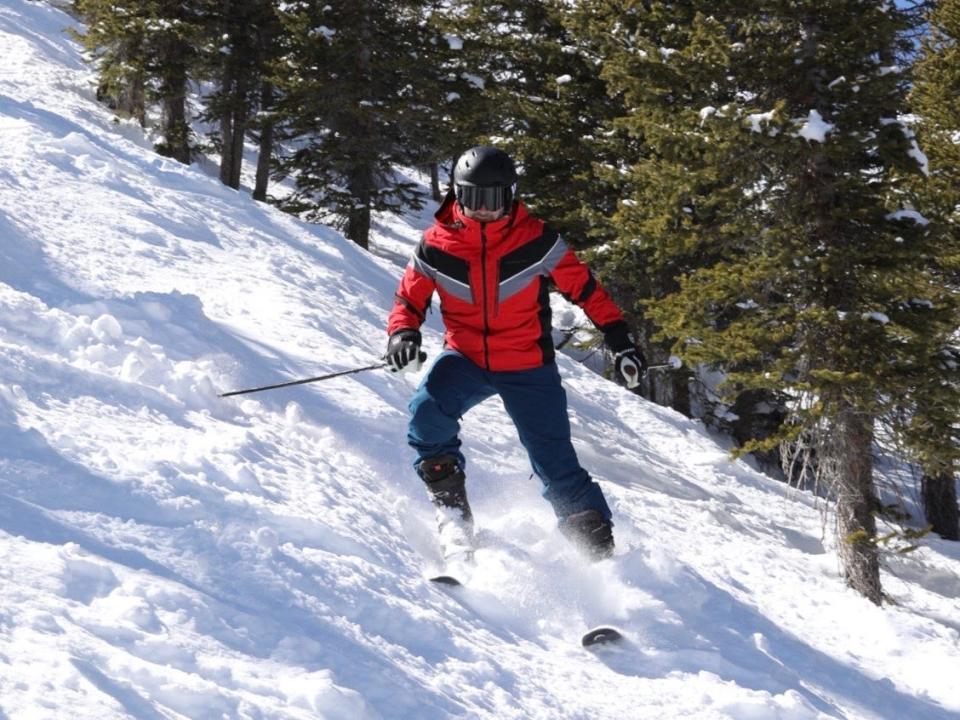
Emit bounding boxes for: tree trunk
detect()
[922,469,959,540]
[162,93,191,164]
[219,105,235,186]
[127,71,146,128]
[158,36,191,165]
[218,59,247,189]
[252,10,276,202]
[346,173,372,250]
[253,81,274,202]
[219,99,247,190]
[647,364,691,417]
[430,162,442,202]
[829,402,882,604]
[228,80,247,189]
[636,321,691,418]
[345,153,373,249]
[346,204,371,250]
[346,6,373,250]
[730,389,786,475]
[218,0,237,187]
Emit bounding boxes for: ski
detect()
[429,574,463,586]
[427,555,471,587]
[581,626,624,648]
[428,525,474,589]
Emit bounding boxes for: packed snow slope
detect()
[2,3,959,719]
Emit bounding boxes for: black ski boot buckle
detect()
[419,455,473,523]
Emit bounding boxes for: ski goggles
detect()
[455,184,513,211]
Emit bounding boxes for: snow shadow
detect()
[0,1,86,71]
[0,474,197,593]
[0,404,188,526]
[0,211,90,306]
[1,91,244,223]
[1,94,140,174]
[70,658,170,720]
[606,552,954,720]
[0,425,465,718]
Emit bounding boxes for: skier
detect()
[385,146,646,563]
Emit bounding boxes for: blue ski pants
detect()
[407,350,611,520]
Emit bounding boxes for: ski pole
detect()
[218,352,426,398]
[646,356,683,373]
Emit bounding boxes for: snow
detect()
[461,73,485,90]
[908,142,930,176]
[886,209,931,226]
[747,110,777,134]
[796,110,835,143]
[883,116,930,176]
[1,2,959,719]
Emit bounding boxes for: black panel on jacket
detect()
[417,240,471,286]
[497,227,560,283]
[536,277,555,365]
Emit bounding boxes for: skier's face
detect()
[461,205,506,222]
[456,183,510,222]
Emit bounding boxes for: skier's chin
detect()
[463,208,505,223]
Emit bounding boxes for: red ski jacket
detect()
[387,195,628,372]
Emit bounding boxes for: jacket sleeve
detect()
[387,238,437,335]
[547,241,632,351]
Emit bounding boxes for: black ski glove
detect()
[614,347,647,389]
[386,330,424,373]
[602,321,647,389]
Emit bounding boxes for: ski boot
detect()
[559,509,615,561]
[419,455,475,563]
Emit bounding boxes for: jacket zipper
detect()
[480,226,491,370]
[493,257,501,318]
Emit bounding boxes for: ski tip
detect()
[581,626,624,648]
[429,575,463,586]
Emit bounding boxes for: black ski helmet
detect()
[453,146,517,211]
[453,146,517,187]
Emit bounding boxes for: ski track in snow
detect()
[1,2,959,719]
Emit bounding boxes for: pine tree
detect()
[272,1,448,249]
[73,0,149,126]
[581,0,939,603]
[443,0,623,243]
[399,6,480,202]
[75,0,206,164]
[198,0,282,191]
[911,1,960,218]
[148,1,202,164]
[569,1,763,420]
[905,0,960,540]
